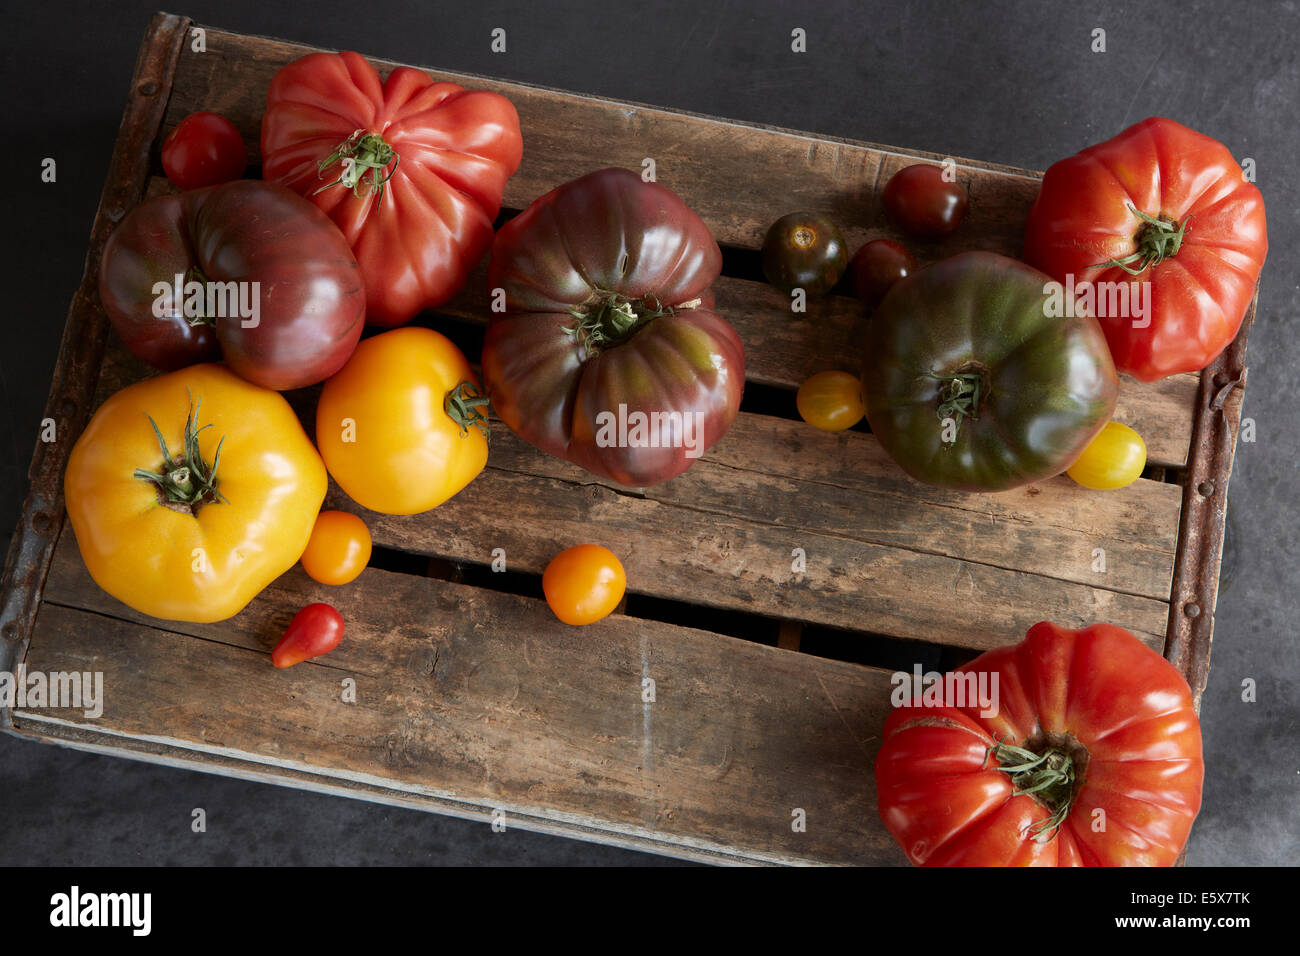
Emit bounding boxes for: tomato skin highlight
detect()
[316,327,488,515]
[262,50,523,325]
[875,621,1203,866]
[849,239,915,309]
[1024,117,1268,382]
[64,364,327,623]
[761,212,848,294]
[98,180,365,388]
[273,603,345,668]
[882,164,969,239]
[797,371,865,431]
[301,511,372,585]
[161,112,247,191]
[1067,421,1147,490]
[483,168,744,488]
[863,251,1118,492]
[543,545,627,626]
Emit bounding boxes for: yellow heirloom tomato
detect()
[316,327,489,515]
[64,363,327,623]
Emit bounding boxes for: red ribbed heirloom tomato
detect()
[1024,117,1267,382]
[482,168,745,487]
[875,622,1203,866]
[98,180,365,390]
[261,51,523,325]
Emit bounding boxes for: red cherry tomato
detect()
[882,164,969,239]
[272,603,345,668]
[849,239,916,308]
[161,112,248,191]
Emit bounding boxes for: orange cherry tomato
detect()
[797,371,866,431]
[300,510,372,585]
[543,545,627,626]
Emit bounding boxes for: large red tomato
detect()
[261,51,523,326]
[98,180,365,390]
[875,622,1203,866]
[481,168,745,487]
[1024,117,1267,382]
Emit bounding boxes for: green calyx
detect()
[932,365,988,438]
[315,129,399,207]
[445,381,491,440]
[134,391,227,512]
[563,291,701,359]
[984,735,1084,842]
[1096,203,1191,275]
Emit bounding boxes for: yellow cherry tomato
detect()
[543,545,627,626]
[1067,421,1147,490]
[301,510,372,585]
[797,370,866,431]
[64,363,327,623]
[316,327,489,515]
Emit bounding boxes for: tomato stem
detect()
[1095,203,1191,275]
[133,390,227,511]
[984,735,1084,842]
[315,129,399,208]
[563,291,702,358]
[445,381,491,439]
[931,365,988,437]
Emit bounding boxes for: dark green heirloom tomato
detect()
[862,252,1118,492]
[761,212,848,294]
[482,168,745,487]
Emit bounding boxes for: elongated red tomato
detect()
[261,51,523,325]
[1024,117,1267,381]
[875,622,1203,866]
[272,603,345,668]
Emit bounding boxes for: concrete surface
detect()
[1,0,1296,865]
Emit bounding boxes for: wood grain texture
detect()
[27,558,901,866]
[156,26,1199,466]
[0,12,191,727]
[88,340,1175,649]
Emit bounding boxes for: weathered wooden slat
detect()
[87,341,1175,644]
[154,23,1203,466]
[23,575,900,866]
[0,12,192,729]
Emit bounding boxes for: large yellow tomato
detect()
[316,327,488,515]
[64,363,327,622]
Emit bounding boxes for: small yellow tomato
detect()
[317,327,489,515]
[797,370,866,431]
[1067,421,1147,490]
[301,511,372,585]
[543,545,627,626]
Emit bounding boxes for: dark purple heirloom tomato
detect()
[98,180,365,390]
[482,168,745,487]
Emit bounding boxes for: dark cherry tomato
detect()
[761,212,848,294]
[161,112,248,191]
[849,239,916,308]
[272,603,345,668]
[882,164,969,239]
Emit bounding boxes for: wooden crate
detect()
[0,13,1252,865]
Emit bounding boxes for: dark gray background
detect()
[1,0,1295,866]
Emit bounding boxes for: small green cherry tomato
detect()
[797,371,866,431]
[1067,421,1147,490]
[761,212,848,295]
